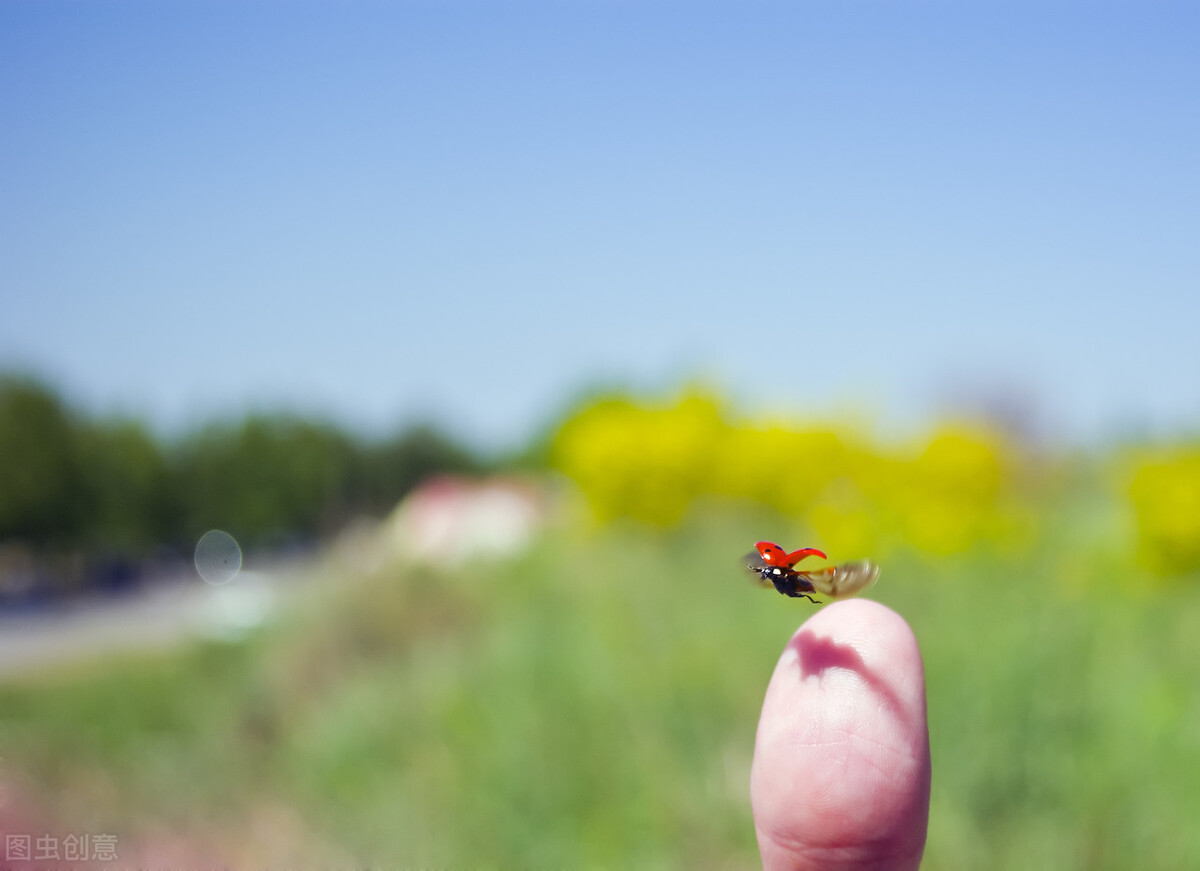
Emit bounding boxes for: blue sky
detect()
[2,1,1197,449]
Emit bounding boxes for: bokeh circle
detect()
[194,529,243,585]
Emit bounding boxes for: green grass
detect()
[2,508,1199,868]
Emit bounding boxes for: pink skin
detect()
[751,600,931,871]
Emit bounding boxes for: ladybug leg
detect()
[791,575,822,604]
[774,574,823,603]
[794,591,822,604]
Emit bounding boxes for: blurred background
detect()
[1,1,1199,868]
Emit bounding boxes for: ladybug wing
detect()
[754,541,792,567]
[799,560,880,599]
[784,547,827,568]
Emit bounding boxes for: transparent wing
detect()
[744,550,774,588]
[799,560,880,599]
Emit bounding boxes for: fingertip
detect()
[798,599,927,706]
[751,600,931,871]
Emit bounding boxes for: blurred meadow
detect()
[2,385,1200,868]
[3,2,1200,869]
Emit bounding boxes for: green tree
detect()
[77,418,173,553]
[173,414,357,545]
[350,424,482,514]
[0,377,88,545]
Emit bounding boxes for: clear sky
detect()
[2,1,1197,449]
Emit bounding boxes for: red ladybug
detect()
[747,540,879,604]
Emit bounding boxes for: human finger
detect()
[751,599,931,871]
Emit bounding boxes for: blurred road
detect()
[0,572,280,679]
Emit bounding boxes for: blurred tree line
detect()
[5,374,1198,592]
[0,375,482,563]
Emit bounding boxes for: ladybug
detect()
[747,541,879,604]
